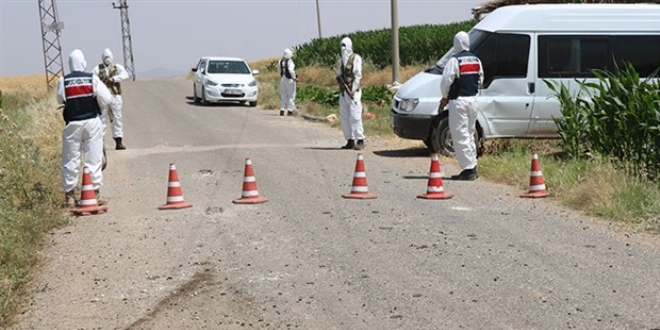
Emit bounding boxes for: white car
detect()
[192,56,259,107]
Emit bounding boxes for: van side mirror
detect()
[252,69,260,76]
[191,67,198,72]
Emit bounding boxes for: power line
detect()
[38,0,64,90]
[112,0,136,81]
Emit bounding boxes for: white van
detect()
[390,4,660,155]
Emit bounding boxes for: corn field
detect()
[547,64,660,182]
[293,21,476,69]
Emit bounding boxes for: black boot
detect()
[450,167,478,181]
[279,110,285,116]
[114,137,126,150]
[341,139,355,149]
[353,139,365,150]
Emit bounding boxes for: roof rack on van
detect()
[471,0,660,21]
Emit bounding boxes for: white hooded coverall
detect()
[57,49,113,193]
[336,37,365,142]
[440,31,484,171]
[92,48,129,139]
[279,48,297,113]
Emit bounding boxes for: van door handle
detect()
[528,82,535,94]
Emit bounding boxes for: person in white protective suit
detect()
[336,37,365,150]
[57,49,114,207]
[92,48,130,150]
[278,48,298,116]
[439,31,483,181]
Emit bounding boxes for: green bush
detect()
[297,84,393,108]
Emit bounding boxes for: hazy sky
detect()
[0,0,483,78]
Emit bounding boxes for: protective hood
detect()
[340,37,353,66]
[283,48,293,60]
[68,49,87,72]
[102,48,114,66]
[452,31,470,52]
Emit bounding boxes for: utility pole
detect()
[38,0,64,90]
[112,0,136,80]
[391,0,401,87]
[315,0,323,39]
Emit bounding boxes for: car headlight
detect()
[204,79,218,86]
[248,80,257,87]
[398,98,419,112]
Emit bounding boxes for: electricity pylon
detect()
[38,0,64,90]
[112,0,136,80]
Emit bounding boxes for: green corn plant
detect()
[545,80,591,158]
[548,62,659,182]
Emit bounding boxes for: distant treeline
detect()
[291,20,477,69]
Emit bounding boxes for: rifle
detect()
[333,68,354,100]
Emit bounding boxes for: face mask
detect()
[103,57,112,66]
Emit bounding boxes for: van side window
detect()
[611,35,660,77]
[539,36,608,78]
[475,33,530,88]
[539,35,659,78]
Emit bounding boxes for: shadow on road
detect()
[184,96,246,107]
[373,147,430,158]
[401,175,429,180]
[304,147,349,151]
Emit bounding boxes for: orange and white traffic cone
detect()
[342,153,376,200]
[417,153,454,200]
[521,153,550,198]
[71,167,108,216]
[233,158,268,204]
[159,163,193,210]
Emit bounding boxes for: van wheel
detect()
[429,117,454,156]
[429,116,482,157]
[423,138,433,150]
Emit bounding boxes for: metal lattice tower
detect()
[38,0,64,90]
[113,0,136,80]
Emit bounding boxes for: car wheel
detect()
[193,84,201,104]
[429,116,482,157]
[248,101,257,107]
[201,87,208,106]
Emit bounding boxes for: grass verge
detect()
[0,75,69,326]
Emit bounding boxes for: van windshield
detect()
[424,29,492,75]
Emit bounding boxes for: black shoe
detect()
[114,137,126,150]
[279,110,285,116]
[353,139,364,150]
[341,139,355,149]
[450,168,478,181]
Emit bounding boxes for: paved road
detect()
[11,77,660,330]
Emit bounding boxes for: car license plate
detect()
[225,89,242,95]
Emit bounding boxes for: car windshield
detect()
[207,60,250,74]
[424,29,491,75]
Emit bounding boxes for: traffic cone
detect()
[521,153,550,198]
[417,153,454,200]
[233,158,268,204]
[342,153,376,200]
[71,167,108,216]
[159,163,193,210]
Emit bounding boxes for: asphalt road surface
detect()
[10,77,660,330]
